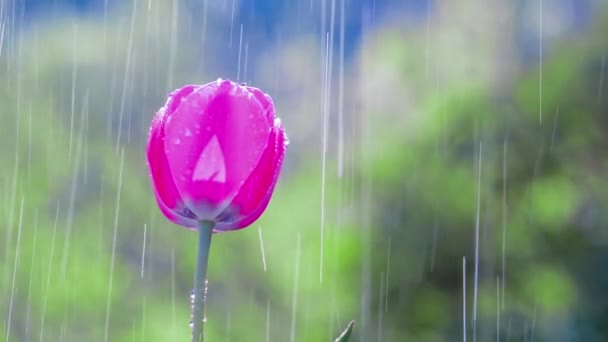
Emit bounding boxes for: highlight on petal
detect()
[192,135,227,183]
[164,80,272,220]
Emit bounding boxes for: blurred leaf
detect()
[334,320,355,342]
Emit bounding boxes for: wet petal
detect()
[165,85,198,117]
[155,196,198,229]
[245,86,275,125]
[215,121,287,231]
[164,80,272,219]
[146,107,197,227]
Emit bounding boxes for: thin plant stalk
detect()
[191,220,214,342]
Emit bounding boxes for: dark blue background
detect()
[16,0,593,73]
[19,0,431,56]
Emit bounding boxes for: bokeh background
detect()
[1,0,608,341]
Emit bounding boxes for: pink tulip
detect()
[146,79,287,232]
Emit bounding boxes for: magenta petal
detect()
[245,86,275,125]
[155,195,198,229]
[165,85,198,117]
[164,80,272,219]
[215,122,287,231]
[146,108,197,228]
[147,81,287,231]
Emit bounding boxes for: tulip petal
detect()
[164,80,272,220]
[155,195,198,229]
[245,86,275,125]
[215,120,287,231]
[147,107,198,228]
[165,85,198,117]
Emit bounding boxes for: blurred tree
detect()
[357,3,608,341]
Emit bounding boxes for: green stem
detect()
[191,220,214,342]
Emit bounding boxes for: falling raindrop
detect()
[463,256,467,342]
[6,197,24,342]
[104,148,125,342]
[598,55,605,103]
[141,223,147,278]
[290,233,302,342]
[259,225,267,272]
[472,142,482,342]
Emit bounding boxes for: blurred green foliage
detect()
[1,1,608,341]
[359,5,608,341]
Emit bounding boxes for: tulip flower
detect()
[146,79,287,342]
[147,79,287,231]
